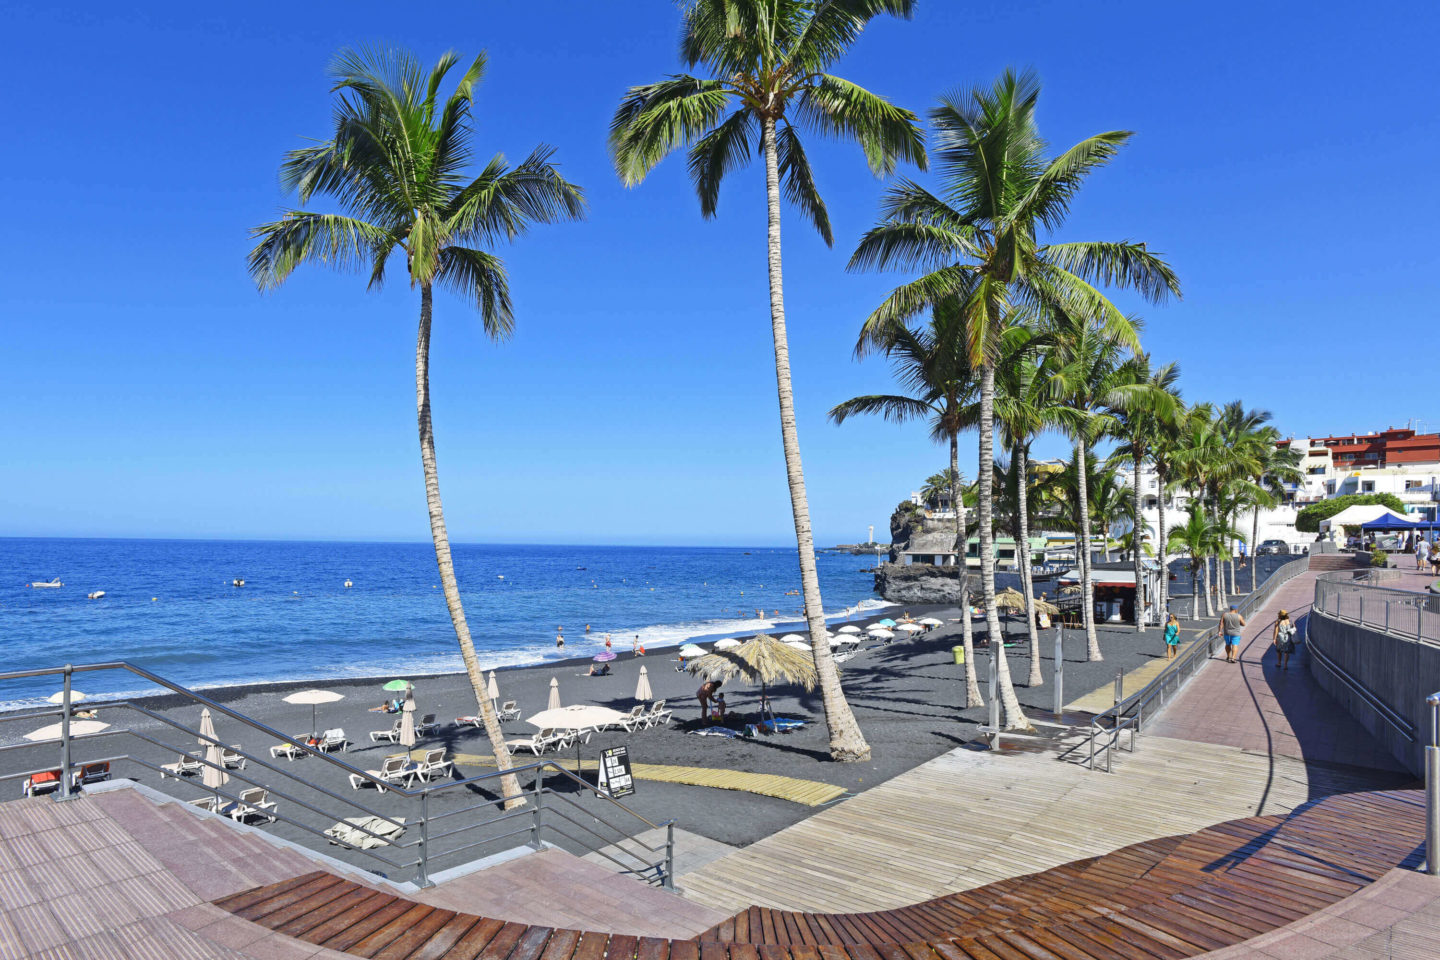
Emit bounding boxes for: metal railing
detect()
[0,662,675,889]
[1313,573,1440,645]
[1061,552,1314,771]
[1428,691,1440,876]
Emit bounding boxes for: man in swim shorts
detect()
[1220,604,1246,663]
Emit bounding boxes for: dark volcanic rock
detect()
[874,562,973,603]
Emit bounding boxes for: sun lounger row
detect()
[189,787,277,823]
[161,745,248,778]
[268,728,349,760]
[503,701,672,756]
[348,749,452,792]
[455,700,520,727]
[21,761,111,797]
[368,714,438,742]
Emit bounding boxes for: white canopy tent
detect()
[1318,505,1410,532]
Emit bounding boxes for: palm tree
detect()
[922,469,960,512]
[611,0,925,762]
[1250,434,1303,589]
[1047,318,1168,660]
[1108,355,1181,632]
[830,308,985,707]
[1167,508,1235,618]
[248,47,585,807]
[1148,400,1188,622]
[991,327,1056,686]
[850,70,1180,727]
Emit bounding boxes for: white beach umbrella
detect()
[547,677,561,711]
[678,644,705,658]
[198,709,228,791]
[635,666,653,702]
[527,704,628,731]
[282,688,344,737]
[714,638,742,650]
[784,640,812,651]
[837,625,862,635]
[919,617,943,627]
[46,691,87,705]
[24,720,109,741]
[779,634,807,643]
[867,628,895,640]
[897,623,925,634]
[487,670,499,705]
[834,634,862,646]
[399,687,417,748]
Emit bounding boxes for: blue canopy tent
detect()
[1361,514,1439,531]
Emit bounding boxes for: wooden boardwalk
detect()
[212,789,1428,959]
[674,734,1402,915]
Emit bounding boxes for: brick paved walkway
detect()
[1146,568,1409,775]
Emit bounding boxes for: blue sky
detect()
[3,1,1437,546]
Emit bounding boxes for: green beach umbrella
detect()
[382,679,411,692]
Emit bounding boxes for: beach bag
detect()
[1276,622,1296,653]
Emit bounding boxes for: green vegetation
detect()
[1296,494,1409,532]
[1370,550,1391,568]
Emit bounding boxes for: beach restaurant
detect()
[1058,560,1162,626]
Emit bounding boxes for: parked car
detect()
[1257,539,1290,555]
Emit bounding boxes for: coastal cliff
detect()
[874,562,972,604]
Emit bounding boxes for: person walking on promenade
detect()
[1220,604,1246,664]
[1163,612,1181,660]
[1417,536,1430,571]
[1272,610,1297,670]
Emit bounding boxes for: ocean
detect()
[0,538,888,709]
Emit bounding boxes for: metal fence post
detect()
[1359,592,1365,625]
[530,777,545,850]
[416,789,432,888]
[1053,626,1064,717]
[988,653,1000,749]
[1427,693,1440,876]
[1114,669,1124,709]
[57,665,74,802]
[664,821,675,891]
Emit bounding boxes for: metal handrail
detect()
[1304,640,1416,741]
[0,661,675,887]
[1063,552,1314,771]
[1428,691,1440,876]
[1311,571,1439,645]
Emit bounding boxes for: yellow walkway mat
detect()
[1064,633,1202,713]
[443,752,846,807]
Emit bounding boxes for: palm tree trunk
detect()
[1157,466,1169,621]
[760,117,869,761]
[1132,453,1145,633]
[1076,443,1101,660]
[417,284,522,809]
[951,435,981,708]
[1252,507,1260,592]
[1017,444,1042,687]
[979,364,1029,730]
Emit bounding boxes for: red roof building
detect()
[1309,428,1440,467]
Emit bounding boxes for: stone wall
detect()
[1307,606,1440,776]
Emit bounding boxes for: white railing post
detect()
[1427,693,1440,876]
[58,665,75,802]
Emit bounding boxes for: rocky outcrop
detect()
[874,562,973,604]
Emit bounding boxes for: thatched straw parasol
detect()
[686,633,817,721]
[1059,583,1082,596]
[1032,596,1060,616]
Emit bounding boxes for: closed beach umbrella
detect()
[635,666,653,702]
[837,625,862,635]
[714,638,741,650]
[25,719,109,741]
[399,687,416,748]
[199,708,228,791]
[282,688,344,738]
[487,670,499,706]
[547,677,561,711]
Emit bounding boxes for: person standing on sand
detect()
[1272,610,1296,670]
[632,636,645,657]
[696,679,722,720]
[1220,605,1245,663]
[1163,612,1181,660]
[604,634,612,651]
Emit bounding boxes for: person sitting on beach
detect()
[587,662,611,677]
[696,679,722,719]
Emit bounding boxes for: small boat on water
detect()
[29,578,62,589]
[87,590,105,600]
[343,579,353,588]
[232,578,245,587]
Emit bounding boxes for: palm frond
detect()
[775,122,833,245]
[827,393,934,425]
[795,74,926,175]
[436,246,513,340]
[609,76,733,186]
[1042,241,1181,304]
[247,212,389,290]
[687,109,756,218]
